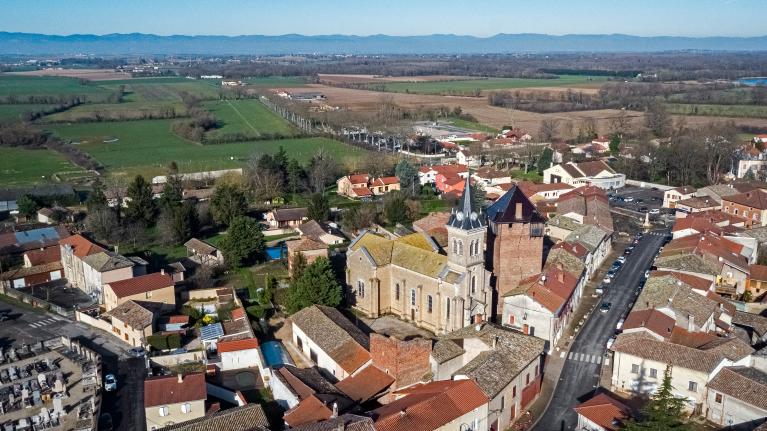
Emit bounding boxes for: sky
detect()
[1,0,765,38]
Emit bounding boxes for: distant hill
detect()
[1,32,767,55]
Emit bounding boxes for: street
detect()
[533,230,667,431]
[0,298,146,431]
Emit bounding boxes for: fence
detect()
[74,310,113,333]
[625,179,673,190]
[0,284,75,318]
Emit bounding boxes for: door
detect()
[411,309,415,321]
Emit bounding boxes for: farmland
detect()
[359,75,608,95]
[45,119,366,178]
[203,99,296,138]
[0,147,78,186]
[0,75,111,98]
[98,78,220,102]
[243,76,307,87]
[665,103,767,119]
[0,104,55,121]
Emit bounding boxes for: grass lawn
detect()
[372,75,608,95]
[0,146,78,186]
[510,169,543,182]
[243,76,307,87]
[99,79,220,102]
[420,198,449,214]
[0,75,111,98]
[203,99,296,137]
[665,103,767,118]
[448,117,499,134]
[46,119,368,178]
[41,101,186,122]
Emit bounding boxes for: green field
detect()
[369,75,608,94]
[99,79,220,102]
[42,101,185,122]
[0,75,110,98]
[203,99,296,137]
[0,146,78,186]
[46,119,366,178]
[665,103,767,118]
[448,117,499,134]
[0,104,55,121]
[243,76,307,87]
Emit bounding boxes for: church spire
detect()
[447,174,485,230]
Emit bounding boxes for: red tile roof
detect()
[651,271,713,292]
[750,264,767,281]
[671,216,723,236]
[622,309,675,339]
[231,307,246,321]
[348,174,370,185]
[351,187,373,197]
[373,176,399,186]
[25,246,61,266]
[723,189,767,210]
[59,234,104,259]
[217,337,260,353]
[167,315,189,324]
[573,393,632,431]
[335,365,394,403]
[430,164,468,176]
[552,241,589,259]
[144,373,206,407]
[514,267,579,314]
[283,395,333,428]
[107,272,174,298]
[372,380,489,431]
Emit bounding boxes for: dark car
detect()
[635,198,644,203]
[639,206,648,212]
[599,302,612,313]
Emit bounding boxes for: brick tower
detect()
[486,185,545,316]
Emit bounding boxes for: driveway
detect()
[533,230,667,431]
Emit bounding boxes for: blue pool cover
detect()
[261,341,294,368]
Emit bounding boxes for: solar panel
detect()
[15,227,60,245]
[200,323,224,341]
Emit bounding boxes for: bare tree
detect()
[609,109,632,138]
[538,118,560,142]
[645,101,672,138]
[85,208,118,243]
[307,148,339,193]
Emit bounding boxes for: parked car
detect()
[606,337,616,349]
[603,276,612,284]
[639,206,648,212]
[617,256,626,263]
[104,374,117,392]
[644,270,651,279]
[649,208,660,215]
[599,302,612,313]
[616,318,625,331]
[624,196,634,202]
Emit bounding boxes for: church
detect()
[346,175,547,334]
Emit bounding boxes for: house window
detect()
[446,298,451,320]
[500,395,505,411]
[631,364,640,374]
[452,239,458,254]
[526,373,530,385]
[512,385,517,397]
[458,240,463,256]
[410,289,416,306]
[159,406,169,417]
[688,381,698,392]
[427,295,433,313]
[649,368,657,378]
[509,314,515,325]
[535,365,539,376]
[357,280,365,298]
[309,349,318,364]
[296,337,303,350]
[181,403,191,414]
[395,283,400,300]
[471,276,476,294]
[715,393,722,403]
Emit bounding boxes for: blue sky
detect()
[1,0,765,37]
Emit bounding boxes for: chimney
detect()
[492,336,498,349]
[177,374,183,384]
[161,268,165,275]
[557,271,564,283]
[331,402,338,419]
[688,314,695,332]
[114,245,119,255]
[540,275,547,284]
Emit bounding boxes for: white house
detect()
[290,305,371,380]
[456,148,480,167]
[543,161,625,190]
[217,338,265,372]
[574,393,633,431]
[417,164,468,186]
[663,186,697,208]
[706,366,767,428]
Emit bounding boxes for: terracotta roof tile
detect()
[25,246,61,266]
[573,393,633,431]
[216,337,259,353]
[750,264,767,282]
[707,367,767,411]
[107,272,174,298]
[284,395,333,427]
[372,380,489,431]
[59,234,104,258]
[622,309,675,339]
[158,403,269,431]
[335,365,394,403]
[144,373,206,407]
[723,189,767,210]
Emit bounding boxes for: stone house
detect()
[663,186,697,209]
[103,272,176,312]
[184,238,224,267]
[746,264,767,301]
[722,190,767,228]
[706,367,767,429]
[286,237,328,277]
[265,207,309,229]
[144,373,207,430]
[346,177,491,333]
[430,323,546,431]
[103,299,154,348]
[290,305,371,381]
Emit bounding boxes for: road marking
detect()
[568,352,574,360]
[595,356,602,365]
[560,351,566,358]
[604,358,610,366]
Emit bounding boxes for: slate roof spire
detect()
[447,175,485,230]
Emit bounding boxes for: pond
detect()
[261,341,294,368]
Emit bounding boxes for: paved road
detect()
[533,230,667,431]
[0,299,146,431]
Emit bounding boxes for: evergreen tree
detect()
[286,257,342,314]
[470,182,486,210]
[219,216,265,268]
[86,178,108,211]
[383,191,409,226]
[273,146,289,176]
[286,158,305,194]
[158,174,183,210]
[211,183,247,226]
[395,159,420,197]
[609,134,622,156]
[307,193,330,222]
[291,251,307,281]
[125,175,155,225]
[625,366,690,430]
[537,147,553,174]
[17,194,39,218]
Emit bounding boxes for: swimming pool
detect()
[265,242,285,260]
[261,341,294,368]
